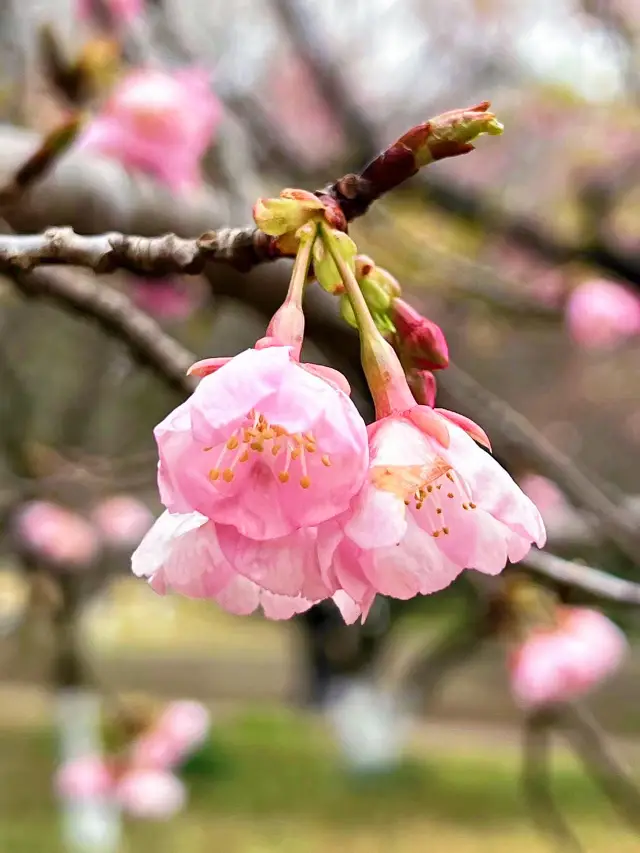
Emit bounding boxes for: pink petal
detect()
[187,357,233,377]
[435,409,492,451]
[301,363,352,395]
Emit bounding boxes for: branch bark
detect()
[523,549,640,605]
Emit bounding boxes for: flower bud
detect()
[313,229,356,294]
[339,294,358,329]
[400,101,503,168]
[392,298,449,369]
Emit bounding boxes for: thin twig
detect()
[561,704,640,835]
[523,549,640,605]
[522,709,583,853]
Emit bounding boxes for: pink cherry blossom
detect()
[566,279,640,349]
[518,473,587,541]
[510,607,626,708]
[78,68,221,192]
[130,702,210,770]
[155,346,369,540]
[92,495,154,549]
[132,510,324,617]
[77,0,141,25]
[131,278,200,321]
[129,731,184,772]
[16,501,101,568]
[55,755,114,801]
[317,413,546,607]
[116,770,186,819]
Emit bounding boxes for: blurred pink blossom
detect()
[77,0,142,25]
[92,495,154,549]
[510,607,627,708]
[566,279,640,349]
[55,755,113,801]
[155,701,210,754]
[116,770,186,819]
[16,501,101,568]
[131,278,199,321]
[129,731,184,772]
[154,346,368,541]
[130,702,210,770]
[78,67,222,192]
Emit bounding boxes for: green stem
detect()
[319,222,380,341]
[286,226,315,307]
[320,222,415,418]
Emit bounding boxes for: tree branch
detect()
[523,549,640,605]
[0,103,501,275]
[12,267,196,395]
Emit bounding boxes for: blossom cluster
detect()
[132,200,546,624]
[55,701,210,820]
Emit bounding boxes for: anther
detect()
[250,441,264,452]
[446,472,454,482]
[291,448,301,460]
[278,471,290,483]
[432,531,440,538]
[416,501,423,510]
[447,492,454,499]
[239,450,250,463]
[462,503,469,510]
[469,502,477,509]
[427,485,433,493]
[222,469,234,483]
[203,446,213,452]
[226,436,239,450]
[443,527,450,535]
[209,469,220,482]
[436,508,443,515]
[300,475,311,489]
[271,445,281,456]
[321,455,332,467]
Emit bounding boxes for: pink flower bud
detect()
[407,369,437,408]
[91,495,154,549]
[16,501,101,569]
[391,299,449,369]
[566,279,640,349]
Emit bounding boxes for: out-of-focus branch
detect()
[269,0,378,164]
[11,267,196,395]
[439,364,640,563]
[423,176,640,290]
[523,549,640,605]
[561,705,640,834]
[522,709,583,853]
[0,104,501,274]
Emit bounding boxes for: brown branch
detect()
[0,103,500,275]
[12,266,196,395]
[523,549,640,605]
[0,226,273,275]
[522,709,584,852]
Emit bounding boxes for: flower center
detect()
[372,456,476,537]
[203,410,331,489]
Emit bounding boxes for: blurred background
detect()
[0,0,639,851]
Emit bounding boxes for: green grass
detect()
[1,707,638,853]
